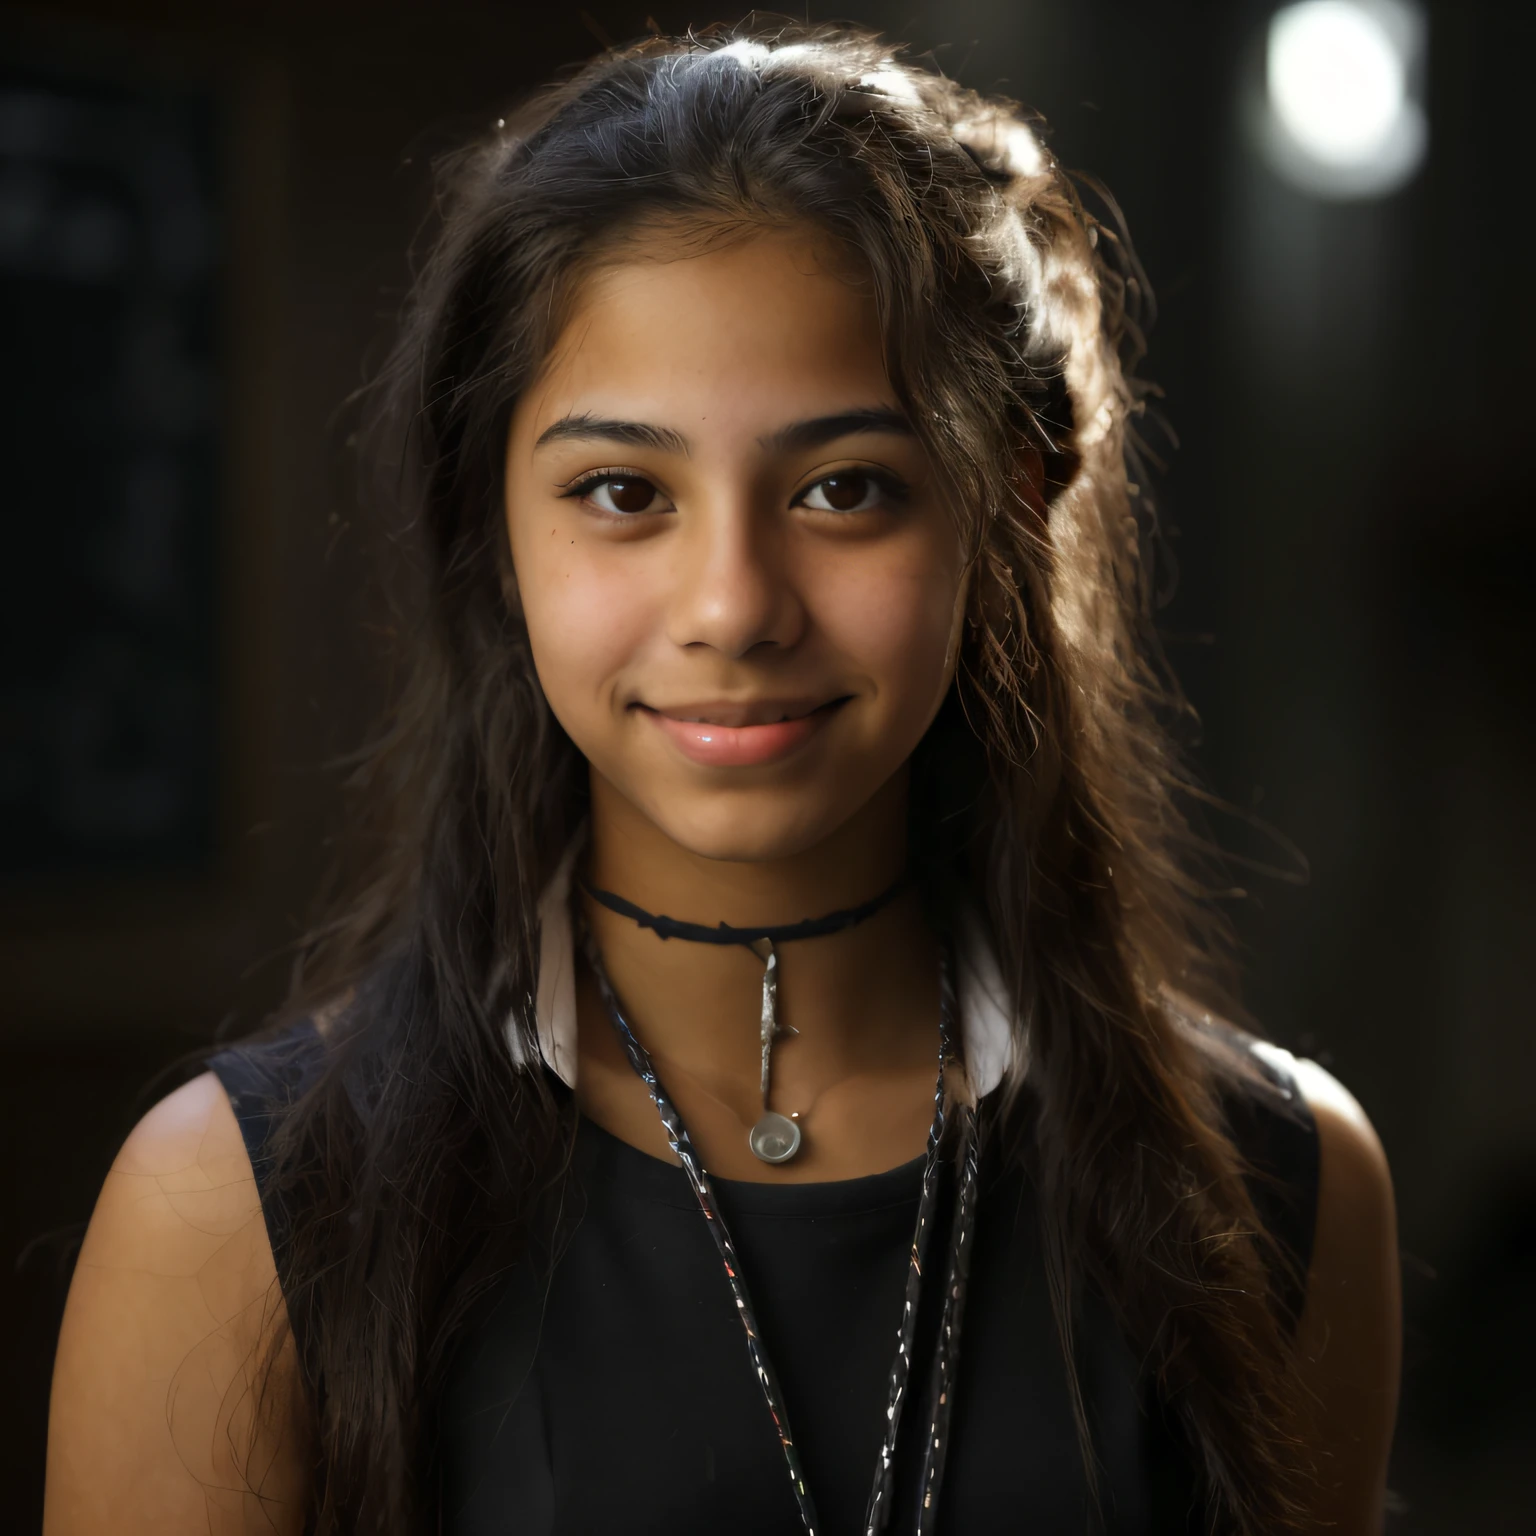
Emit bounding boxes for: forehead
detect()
[520,228,893,442]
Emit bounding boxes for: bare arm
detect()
[1291,1058,1402,1533]
[44,1072,308,1536]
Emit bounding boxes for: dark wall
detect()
[4,2,1530,1527]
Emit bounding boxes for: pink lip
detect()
[640,701,843,767]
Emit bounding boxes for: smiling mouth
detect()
[636,697,849,766]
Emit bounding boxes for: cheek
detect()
[804,542,961,716]
[511,520,653,729]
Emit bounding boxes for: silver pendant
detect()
[747,938,801,1162]
[753,937,780,1104]
[749,1111,802,1164]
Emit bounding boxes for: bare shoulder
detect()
[1291,1056,1391,1191]
[84,1071,264,1253]
[45,1072,308,1536]
[1289,1057,1401,1532]
[1291,1058,1398,1340]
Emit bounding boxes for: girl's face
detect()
[504,228,968,863]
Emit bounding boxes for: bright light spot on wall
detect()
[1270,3,1402,163]
[1262,0,1426,198]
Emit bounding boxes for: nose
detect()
[665,494,805,658]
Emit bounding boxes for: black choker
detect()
[577,871,906,947]
[577,870,907,1163]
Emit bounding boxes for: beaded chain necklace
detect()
[580,906,980,1535]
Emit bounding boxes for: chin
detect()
[645,791,856,866]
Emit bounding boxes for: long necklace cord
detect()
[583,927,979,1535]
[584,936,823,1533]
[917,1098,980,1535]
[861,952,961,1536]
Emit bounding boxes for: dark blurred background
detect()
[2,1,1530,1527]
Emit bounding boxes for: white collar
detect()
[517,833,1021,1099]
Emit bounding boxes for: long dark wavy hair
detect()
[255,19,1312,1534]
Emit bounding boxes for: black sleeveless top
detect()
[210,1024,1318,1535]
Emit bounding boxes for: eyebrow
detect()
[763,408,914,452]
[532,407,914,456]
[533,414,689,454]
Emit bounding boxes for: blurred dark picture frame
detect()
[0,12,284,1048]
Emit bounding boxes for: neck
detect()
[580,768,938,1087]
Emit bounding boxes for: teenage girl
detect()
[45,24,1400,1536]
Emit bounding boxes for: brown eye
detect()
[801,472,890,514]
[587,476,665,515]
